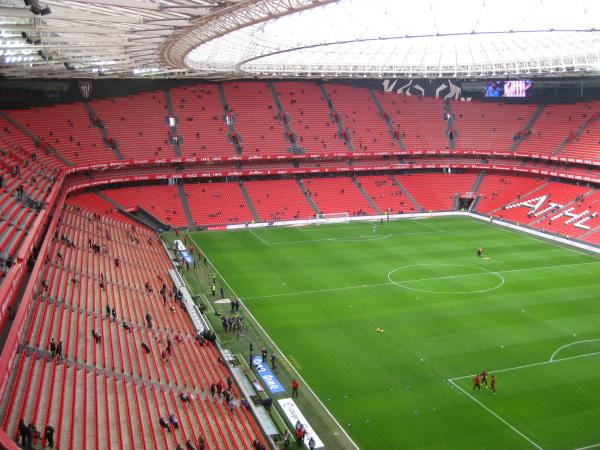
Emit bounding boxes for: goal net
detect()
[312,212,350,225]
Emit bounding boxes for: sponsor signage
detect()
[174,240,194,265]
[278,398,324,449]
[252,356,285,394]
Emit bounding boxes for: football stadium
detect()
[0,1,600,449]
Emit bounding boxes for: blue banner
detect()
[174,240,194,265]
[252,356,285,393]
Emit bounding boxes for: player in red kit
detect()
[480,370,488,388]
[472,374,481,391]
[490,375,496,394]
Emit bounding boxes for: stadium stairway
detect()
[510,103,545,151]
[177,181,195,228]
[368,89,406,150]
[83,101,124,160]
[444,99,456,149]
[296,178,321,215]
[390,175,425,212]
[267,82,303,154]
[319,83,355,151]
[352,176,382,214]
[217,84,242,155]
[238,181,261,222]
[163,91,182,157]
[578,221,600,240]
[554,109,600,156]
[471,171,486,193]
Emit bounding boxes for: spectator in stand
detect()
[159,417,171,432]
[141,342,151,354]
[18,418,31,449]
[28,423,41,446]
[44,423,55,448]
[146,313,153,329]
[91,330,101,344]
[168,414,179,429]
[186,440,197,450]
[111,307,117,323]
[56,341,63,361]
[49,338,56,358]
[179,392,192,402]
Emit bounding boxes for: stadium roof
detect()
[1,0,599,79]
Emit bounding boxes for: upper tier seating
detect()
[517,102,598,154]
[274,81,347,153]
[325,84,395,151]
[244,179,315,221]
[223,82,290,155]
[302,177,376,215]
[169,84,236,158]
[452,102,538,151]
[0,117,66,172]
[396,173,477,211]
[9,103,115,166]
[90,92,175,160]
[183,182,254,225]
[102,185,188,227]
[559,105,600,159]
[374,94,449,151]
[475,174,548,214]
[356,175,418,214]
[0,130,61,261]
[0,198,264,449]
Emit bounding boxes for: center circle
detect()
[387,263,505,294]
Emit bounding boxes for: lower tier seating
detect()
[102,186,188,228]
[396,173,477,211]
[356,175,418,214]
[244,179,315,221]
[183,182,254,226]
[302,177,377,216]
[0,199,265,450]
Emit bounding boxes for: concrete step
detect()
[296,179,320,215]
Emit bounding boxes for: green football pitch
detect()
[189,216,600,450]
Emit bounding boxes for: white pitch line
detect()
[573,443,600,450]
[550,339,600,362]
[267,230,442,245]
[449,350,600,381]
[244,281,394,300]
[448,379,544,449]
[188,234,361,450]
[250,229,271,246]
[298,224,370,232]
[246,260,600,300]
[414,219,445,232]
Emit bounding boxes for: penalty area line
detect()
[449,350,600,382]
[250,229,272,246]
[574,443,600,450]
[447,379,544,449]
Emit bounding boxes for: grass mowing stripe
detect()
[184,216,600,449]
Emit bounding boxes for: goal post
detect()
[313,212,350,225]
